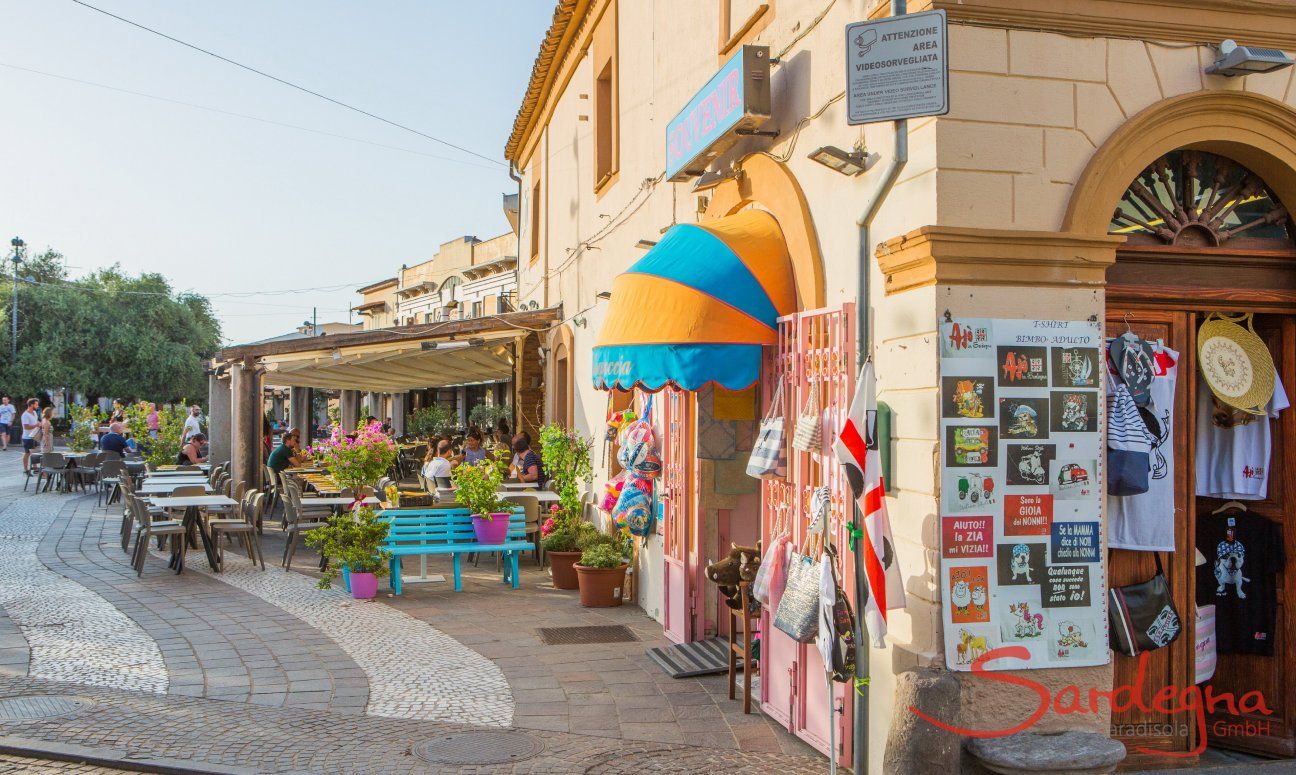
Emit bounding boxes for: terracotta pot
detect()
[548,551,582,589]
[575,563,628,607]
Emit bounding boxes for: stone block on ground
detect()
[967,730,1126,775]
[883,667,961,775]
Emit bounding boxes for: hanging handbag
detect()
[1106,375,1152,497]
[824,546,857,682]
[773,550,821,643]
[792,381,822,453]
[1194,604,1217,685]
[1108,553,1182,657]
[751,531,788,605]
[746,381,788,479]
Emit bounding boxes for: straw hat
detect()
[1197,313,1274,416]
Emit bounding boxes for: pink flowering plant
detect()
[308,421,398,493]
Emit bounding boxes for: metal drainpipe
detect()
[853,2,908,772]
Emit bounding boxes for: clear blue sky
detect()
[0,0,553,344]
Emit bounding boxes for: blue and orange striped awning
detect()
[593,209,795,391]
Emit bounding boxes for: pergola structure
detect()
[210,308,557,489]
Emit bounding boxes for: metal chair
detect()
[210,491,265,571]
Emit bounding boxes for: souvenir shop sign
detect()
[939,317,1108,672]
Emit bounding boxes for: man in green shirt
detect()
[267,431,305,474]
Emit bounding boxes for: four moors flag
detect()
[833,361,905,648]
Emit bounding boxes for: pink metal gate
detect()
[659,387,698,644]
[759,304,856,766]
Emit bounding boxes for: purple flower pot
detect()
[350,572,378,600]
[472,513,511,545]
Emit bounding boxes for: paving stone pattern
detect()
[43,496,368,715]
[0,675,824,774]
[0,753,120,774]
[157,543,514,725]
[0,496,166,694]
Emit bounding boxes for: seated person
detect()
[513,437,546,487]
[267,431,305,474]
[177,433,209,466]
[461,429,488,465]
[99,422,130,455]
[422,440,455,486]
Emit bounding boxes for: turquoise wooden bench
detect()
[376,507,531,595]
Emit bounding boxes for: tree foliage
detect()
[0,250,221,402]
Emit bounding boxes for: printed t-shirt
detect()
[1196,510,1285,655]
[1108,344,1178,551]
[1195,373,1289,500]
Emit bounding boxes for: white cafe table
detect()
[498,489,559,504]
[147,469,210,478]
[146,495,238,573]
[301,496,380,508]
[137,481,213,495]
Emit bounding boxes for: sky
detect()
[0,0,553,344]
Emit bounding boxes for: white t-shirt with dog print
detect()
[1195,372,1289,501]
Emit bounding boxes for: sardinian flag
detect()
[833,361,906,648]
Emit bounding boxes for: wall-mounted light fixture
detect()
[1206,39,1294,76]
[596,291,613,300]
[635,239,657,250]
[808,145,869,176]
[573,316,588,328]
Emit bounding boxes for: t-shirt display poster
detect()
[940,317,1109,671]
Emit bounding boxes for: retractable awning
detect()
[593,209,796,391]
[215,308,559,393]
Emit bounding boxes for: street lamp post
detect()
[9,237,23,362]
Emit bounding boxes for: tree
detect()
[0,250,221,402]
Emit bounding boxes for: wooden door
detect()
[1106,308,1199,766]
[1199,316,1295,757]
[661,387,697,644]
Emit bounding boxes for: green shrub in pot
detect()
[578,543,626,569]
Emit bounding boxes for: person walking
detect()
[20,399,40,473]
[183,405,203,443]
[0,396,15,451]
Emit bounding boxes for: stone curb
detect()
[0,734,293,775]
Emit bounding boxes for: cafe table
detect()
[498,489,560,503]
[303,496,381,508]
[147,469,209,478]
[147,494,238,573]
[156,463,212,472]
[137,480,213,496]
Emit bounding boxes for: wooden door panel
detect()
[1200,318,1294,757]
[1107,309,1197,765]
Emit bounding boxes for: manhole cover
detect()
[537,625,638,645]
[0,696,93,722]
[411,731,545,765]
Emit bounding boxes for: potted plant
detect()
[305,505,392,599]
[541,517,594,589]
[451,457,513,544]
[67,404,101,453]
[406,404,458,438]
[574,543,629,607]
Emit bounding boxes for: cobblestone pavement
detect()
[0,455,824,769]
[0,754,121,773]
[0,674,823,773]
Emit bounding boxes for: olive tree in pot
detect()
[305,506,392,599]
[575,540,630,607]
[304,421,399,597]
[542,520,597,590]
[451,456,514,544]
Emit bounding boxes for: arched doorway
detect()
[1104,147,1296,764]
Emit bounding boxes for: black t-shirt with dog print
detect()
[1196,510,1285,656]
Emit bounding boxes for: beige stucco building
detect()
[507,0,1296,770]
